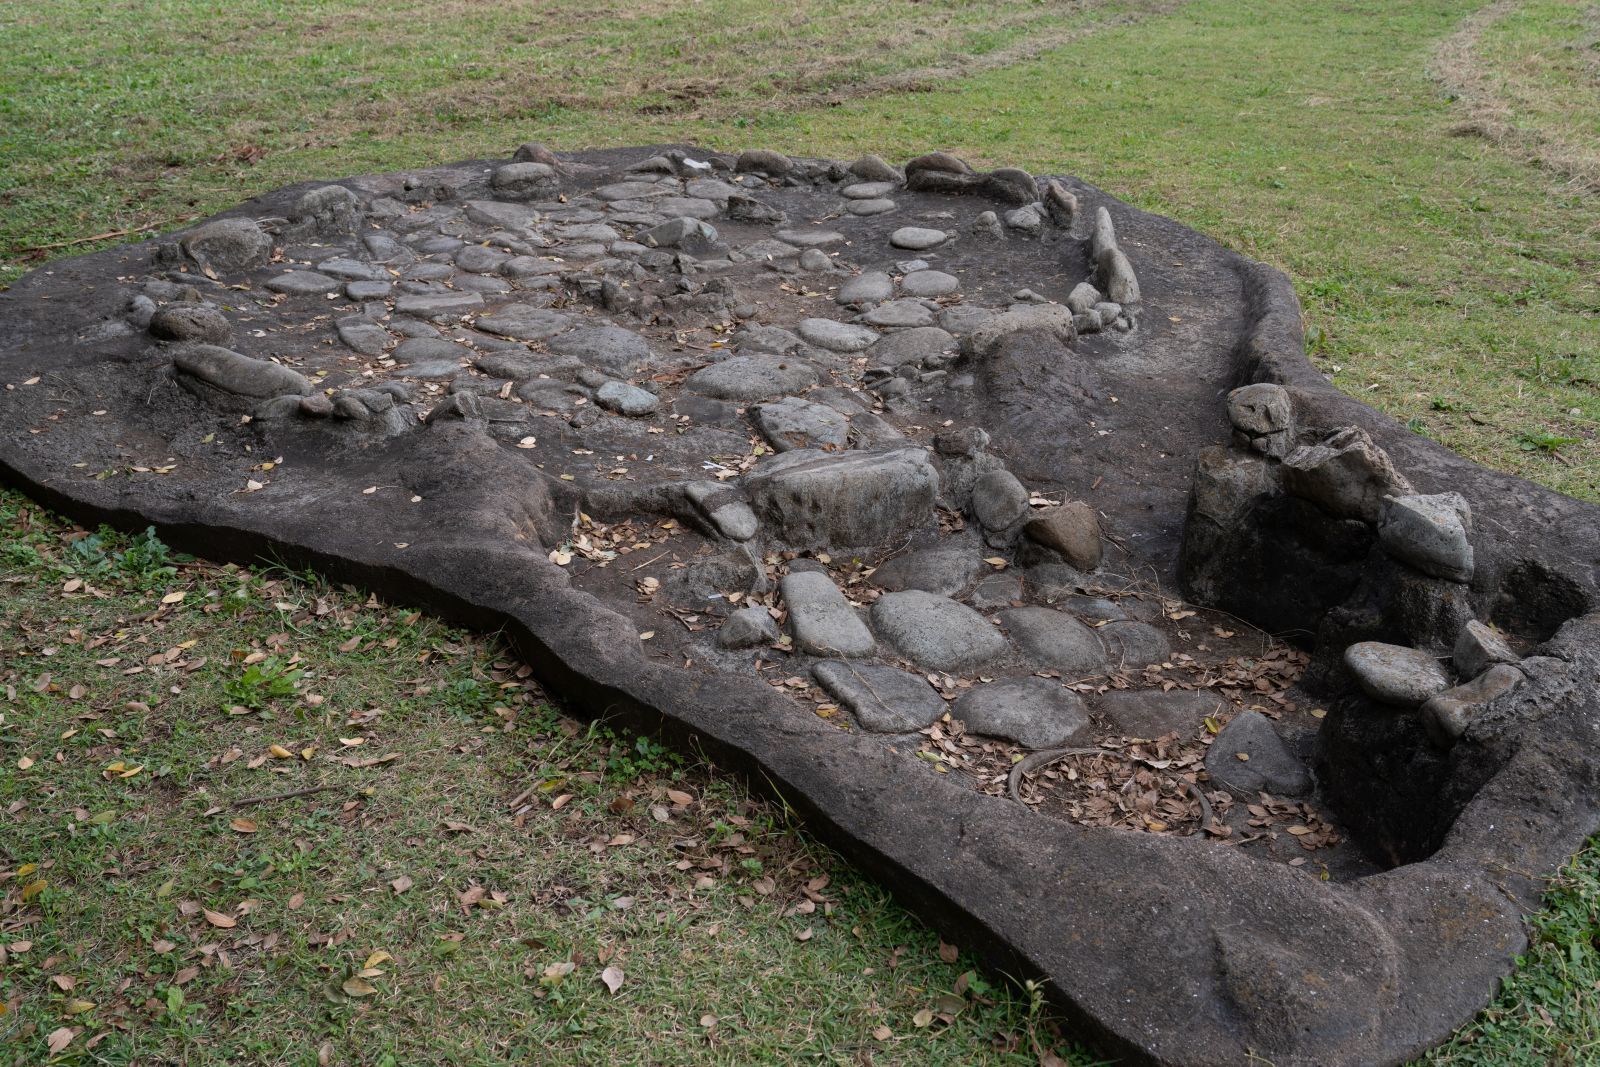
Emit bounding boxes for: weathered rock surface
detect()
[999,607,1105,675]
[813,661,945,733]
[870,590,1007,672]
[780,571,873,657]
[173,345,311,398]
[953,678,1091,749]
[1344,641,1453,707]
[745,448,939,551]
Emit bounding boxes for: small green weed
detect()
[222,656,303,710]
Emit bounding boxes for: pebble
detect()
[781,571,874,657]
[1344,641,1453,707]
[889,227,949,250]
[870,590,1007,673]
[796,318,880,352]
[847,199,896,216]
[952,678,1092,750]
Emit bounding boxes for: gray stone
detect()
[969,572,1023,610]
[1204,711,1312,796]
[1024,502,1103,571]
[796,318,879,352]
[685,178,742,202]
[1004,205,1045,235]
[718,605,780,650]
[595,380,660,416]
[971,469,1029,532]
[1453,620,1520,678]
[836,272,895,305]
[965,303,1075,357]
[316,257,387,281]
[868,327,957,368]
[474,305,571,341]
[842,181,897,200]
[501,256,564,278]
[491,162,557,198]
[1098,621,1172,669]
[291,184,360,237]
[861,300,935,329]
[1344,641,1453,707]
[549,326,654,376]
[812,661,944,733]
[345,280,394,301]
[999,607,1105,675]
[753,396,849,452]
[399,359,461,380]
[393,291,484,318]
[1421,664,1525,746]
[149,305,229,344]
[264,270,341,296]
[735,324,804,356]
[180,218,272,271]
[847,199,897,216]
[745,448,940,550]
[1097,689,1225,739]
[553,222,621,244]
[338,322,391,355]
[899,270,960,298]
[890,227,949,251]
[871,547,983,597]
[641,217,719,253]
[798,248,833,272]
[739,239,802,262]
[1378,493,1474,582]
[781,571,874,657]
[970,211,1005,241]
[1043,180,1079,226]
[392,338,467,365]
[464,203,544,231]
[172,345,311,398]
[847,154,901,183]
[952,678,1092,749]
[1097,247,1141,304]
[456,245,512,274]
[1228,383,1295,457]
[1283,427,1413,523]
[682,482,759,541]
[594,181,671,202]
[736,149,793,175]
[871,591,1007,673]
[684,356,817,402]
[774,228,846,249]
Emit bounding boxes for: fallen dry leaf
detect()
[202,908,237,929]
[600,965,625,994]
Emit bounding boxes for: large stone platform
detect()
[2,143,1597,1066]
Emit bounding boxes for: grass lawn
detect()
[2,0,1598,1064]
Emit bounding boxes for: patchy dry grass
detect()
[0,494,1091,1065]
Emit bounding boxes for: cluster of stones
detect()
[116,142,1224,761]
[1191,382,1529,749]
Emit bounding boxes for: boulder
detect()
[180,218,272,271]
[1420,664,1526,746]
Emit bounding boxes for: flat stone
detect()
[952,677,1092,749]
[752,396,849,452]
[393,291,484,318]
[899,270,960,298]
[475,305,572,341]
[746,448,939,551]
[595,380,659,416]
[781,571,874,657]
[338,322,391,355]
[1204,711,1312,796]
[870,590,1007,673]
[841,181,897,199]
[1025,502,1103,570]
[889,227,948,251]
[861,300,935,329]
[971,469,1029,531]
[1378,493,1474,582]
[1098,621,1171,669]
[593,181,673,202]
[847,199,897,216]
[871,547,983,597]
[655,196,719,220]
[836,272,895,305]
[1004,205,1044,235]
[718,605,780,650]
[735,324,804,356]
[399,359,462,380]
[455,246,512,274]
[1422,664,1525,746]
[1344,641,1453,707]
[999,606,1104,674]
[392,337,467,365]
[464,200,540,229]
[774,229,846,249]
[868,327,957,368]
[264,270,341,296]
[173,345,311,398]
[1453,620,1519,678]
[641,217,719,253]
[316,257,388,281]
[685,178,742,202]
[798,248,833,272]
[548,326,654,377]
[346,280,394,301]
[812,661,944,733]
[684,356,817,402]
[1097,689,1225,739]
[797,318,879,352]
[740,239,802,262]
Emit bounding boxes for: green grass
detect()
[2,0,1599,1062]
